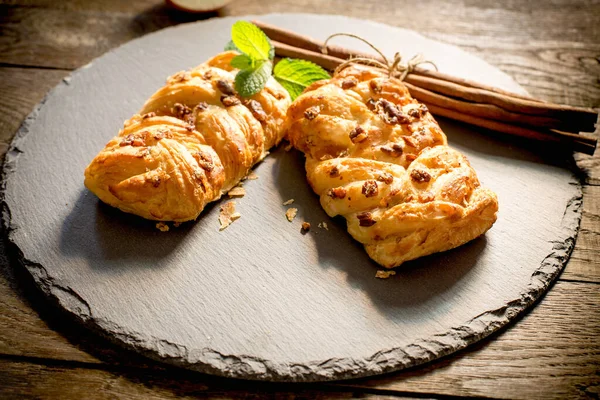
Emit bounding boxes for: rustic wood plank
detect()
[0,0,164,13]
[0,279,596,399]
[0,5,211,69]
[563,185,600,282]
[345,280,600,399]
[0,359,413,400]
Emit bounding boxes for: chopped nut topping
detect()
[120,134,145,147]
[142,112,156,119]
[173,103,195,125]
[282,199,295,206]
[405,154,417,162]
[329,166,340,178]
[375,270,396,279]
[328,187,347,199]
[376,172,394,184]
[379,99,410,125]
[366,98,377,111]
[228,186,246,197]
[151,176,161,188]
[380,143,403,157]
[357,212,376,227]
[369,79,382,93]
[216,79,236,95]
[170,70,191,83]
[301,222,311,234]
[349,125,367,143]
[195,102,208,112]
[341,77,358,89]
[410,169,432,183]
[246,172,259,180]
[203,71,213,80]
[245,99,267,122]
[419,191,435,202]
[156,222,169,232]
[219,201,241,231]
[196,152,214,172]
[304,105,321,120]
[221,95,241,107]
[285,207,298,222]
[403,136,418,148]
[408,105,428,119]
[362,180,379,197]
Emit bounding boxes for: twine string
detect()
[322,33,438,80]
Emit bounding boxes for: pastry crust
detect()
[84,52,290,222]
[285,67,498,268]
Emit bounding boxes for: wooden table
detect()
[0,1,598,398]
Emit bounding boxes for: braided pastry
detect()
[285,67,498,268]
[84,52,290,221]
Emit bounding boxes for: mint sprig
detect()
[224,21,329,100]
[235,60,273,98]
[274,59,331,100]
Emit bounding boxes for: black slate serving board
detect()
[1,14,581,382]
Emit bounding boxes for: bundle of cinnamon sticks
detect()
[253,21,598,155]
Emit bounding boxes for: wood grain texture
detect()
[0,360,411,400]
[563,185,600,282]
[0,281,596,399]
[0,0,598,397]
[1,0,599,107]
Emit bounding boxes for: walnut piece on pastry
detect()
[285,67,498,268]
[84,51,290,222]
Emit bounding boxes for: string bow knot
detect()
[322,33,437,80]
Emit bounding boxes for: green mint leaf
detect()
[235,60,273,98]
[230,54,253,70]
[231,21,273,61]
[273,58,330,100]
[224,40,240,52]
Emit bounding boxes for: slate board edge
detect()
[0,15,584,382]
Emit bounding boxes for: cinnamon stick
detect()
[404,74,598,132]
[403,82,588,132]
[425,104,596,155]
[258,20,598,133]
[254,20,544,101]
[260,22,597,154]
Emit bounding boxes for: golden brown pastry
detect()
[85,52,290,221]
[285,67,498,268]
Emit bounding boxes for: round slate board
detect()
[1,14,582,382]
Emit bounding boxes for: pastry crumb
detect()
[318,222,329,231]
[156,222,169,232]
[282,199,295,206]
[228,186,246,197]
[219,201,241,231]
[246,172,259,180]
[285,207,298,222]
[173,222,181,228]
[283,141,293,152]
[375,270,396,279]
[301,222,311,234]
